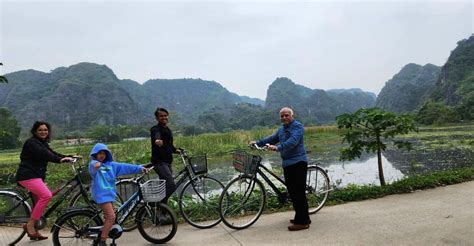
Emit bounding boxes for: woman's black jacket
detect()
[15,137,65,182]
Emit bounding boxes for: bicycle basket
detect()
[77,165,92,184]
[232,152,261,175]
[140,179,166,202]
[188,155,208,175]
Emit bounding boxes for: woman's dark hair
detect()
[154,107,169,117]
[30,121,51,141]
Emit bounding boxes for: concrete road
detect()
[16,181,474,246]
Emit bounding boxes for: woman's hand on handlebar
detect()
[60,156,75,163]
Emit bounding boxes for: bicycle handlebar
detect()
[249,143,269,151]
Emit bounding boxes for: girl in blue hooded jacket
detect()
[88,143,145,246]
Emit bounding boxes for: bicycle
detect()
[0,156,94,245]
[51,166,177,246]
[115,148,225,229]
[218,144,331,230]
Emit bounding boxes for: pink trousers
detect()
[18,178,52,220]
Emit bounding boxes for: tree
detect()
[416,100,459,125]
[0,108,21,149]
[336,108,418,186]
[86,125,120,142]
[0,62,7,83]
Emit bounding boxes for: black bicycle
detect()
[115,148,224,229]
[218,144,331,230]
[51,166,177,246]
[0,157,94,245]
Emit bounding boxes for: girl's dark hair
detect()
[154,107,169,117]
[30,121,51,141]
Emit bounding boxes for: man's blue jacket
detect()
[256,120,307,168]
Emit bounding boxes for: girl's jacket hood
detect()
[89,143,113,162]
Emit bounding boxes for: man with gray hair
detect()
[250,107,310,231]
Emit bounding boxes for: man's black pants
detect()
[153,162,176,204]
[284,161,310,224]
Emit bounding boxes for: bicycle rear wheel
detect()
[0,191,31,245]
[179,175,224,229]
[306,165,330,214]
[51,209,103,246]
[136,203,177,244]
[219,176,265,230]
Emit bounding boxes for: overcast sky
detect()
[1,0,472,99]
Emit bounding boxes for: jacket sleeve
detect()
[88,160,99,177]
[114,162,144,177]
[150,127,161,142]
[25,139,63,163]
[276,124,304,152]
[257,131,280,147]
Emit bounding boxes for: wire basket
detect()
[232,152,261,175]
[76,166,92,184]
[140,179,166,202]
[188,155,208,175]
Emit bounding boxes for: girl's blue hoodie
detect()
[88,143,143,204]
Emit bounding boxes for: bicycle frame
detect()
[116,189,143,225]
[254,163,287,199]
[47,176,93,215]
[3,163,94,225]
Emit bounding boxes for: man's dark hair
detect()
[30,121,52,141]
[154,107,169,117]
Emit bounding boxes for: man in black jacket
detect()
[150,107,180,203]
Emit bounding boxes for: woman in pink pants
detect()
[15,121,73,241]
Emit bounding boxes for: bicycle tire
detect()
[219,175,266,230]
[136,203,177,244]
[51,209,103,246]
[178,175,224,229]
[0,191,31,245]
[306,165,330,214]
[114,179,140,232]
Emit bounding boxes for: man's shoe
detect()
[290,219,311,224]
[288,223,310,231]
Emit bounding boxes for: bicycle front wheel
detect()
[179,175,224,229]
[306,165,330,214]
[51,209,103,246]
[136,203,177,244]
[219,176,265,230]
[0,191,31,245]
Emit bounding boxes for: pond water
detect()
[206,145,472,188]
[206,153,404,188]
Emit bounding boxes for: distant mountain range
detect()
[0,63,375,131]
[1,35,471,133]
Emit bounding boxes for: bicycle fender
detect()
[0,190,32,212]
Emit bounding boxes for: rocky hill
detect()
[265,77,376,123]
[376,63,441,113]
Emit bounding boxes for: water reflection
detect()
[325,154,404,187]
[208,153,405,188]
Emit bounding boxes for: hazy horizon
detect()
[1,0,472,99]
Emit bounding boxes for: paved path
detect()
[16,181,474,246]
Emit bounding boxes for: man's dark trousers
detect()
[284,161,310,224]
[153,162,176,204]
